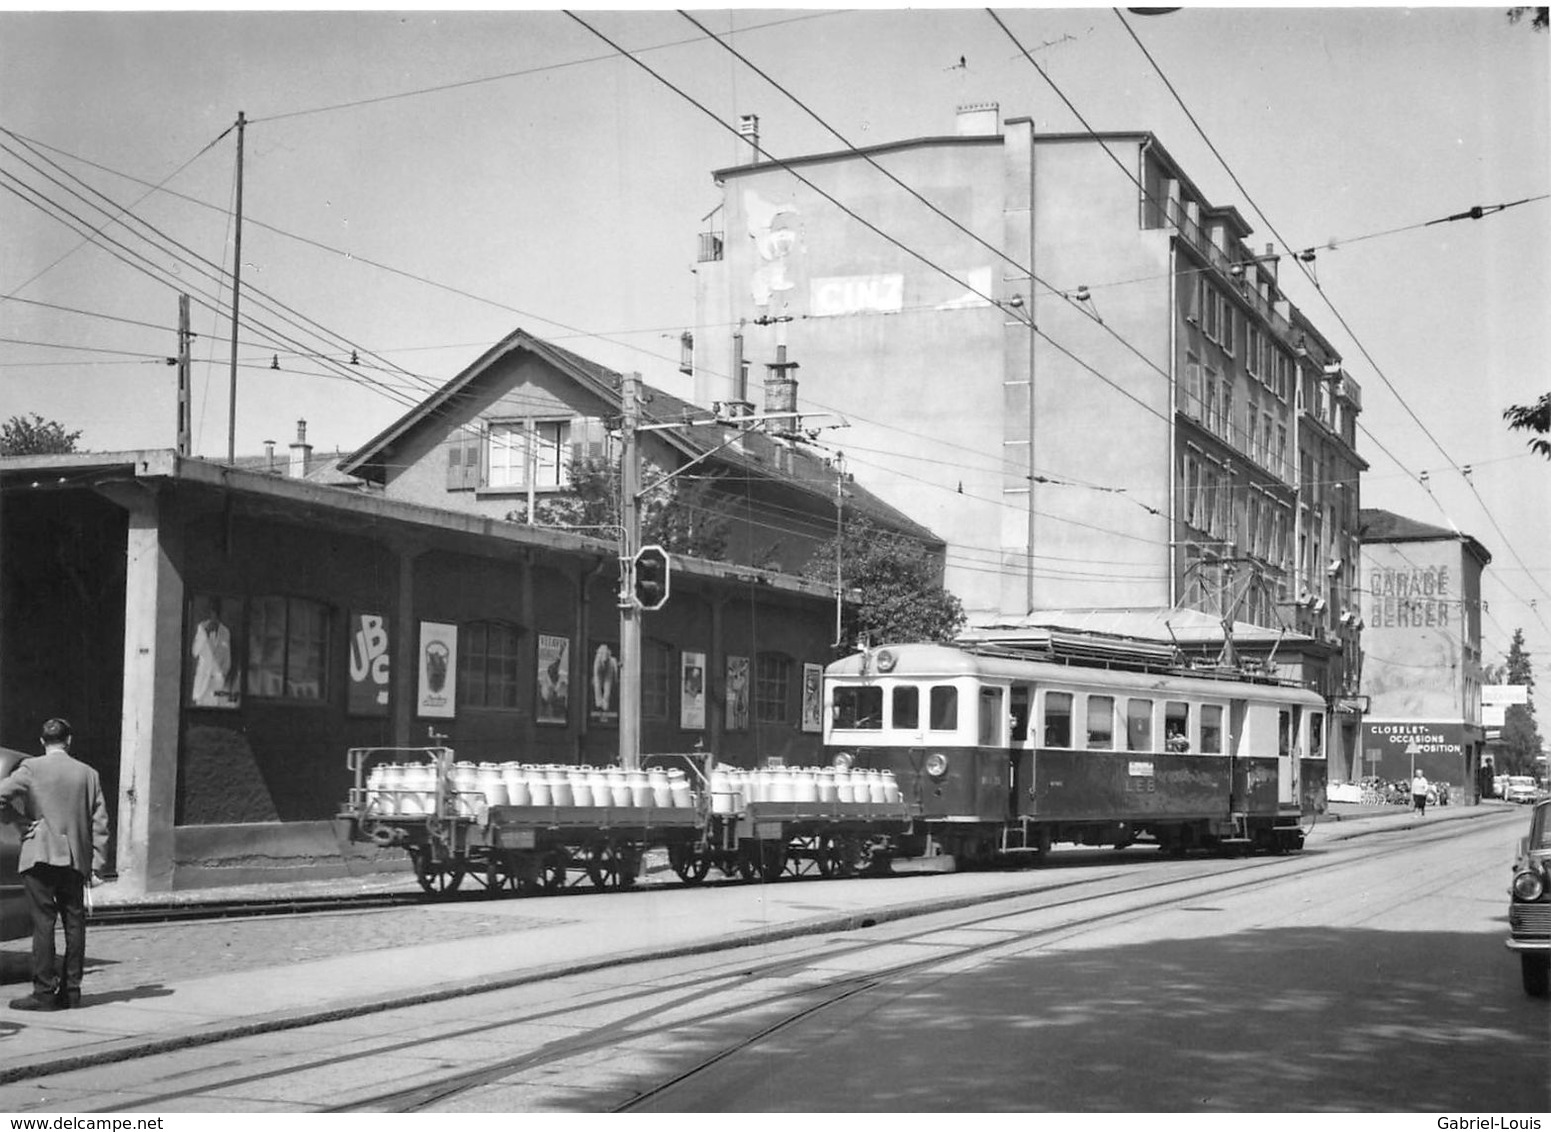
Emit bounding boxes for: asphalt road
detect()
[0,808,1540,1113]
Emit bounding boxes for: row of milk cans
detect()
[365,762,696,818]
[707,766,902,814]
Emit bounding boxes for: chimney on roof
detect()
[763,345,799,437]
[288,419,312,478]
[738,114,761,163]
[956,102,1000,136]
[263,439,277,474]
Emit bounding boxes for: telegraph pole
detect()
[226,110,246,465]
[618,372,643,770]
[176,293,191,456]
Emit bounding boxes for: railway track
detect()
[40,819,1495,1114]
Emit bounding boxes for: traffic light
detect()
[632,544,671,611]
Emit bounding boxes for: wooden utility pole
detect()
[226,110,246,465]
[176,293,191,456]
[618,372,643,770]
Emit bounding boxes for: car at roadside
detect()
[1507,797,1551,997]
[1505,776,1541,805]
[0,746,27,942]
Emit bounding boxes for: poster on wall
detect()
[188,593,243,709]
[680,651,706,730]
[725,655,750,732]
[347,612,391,716]
[417,621,457,719]
[801,663,824,733]
[537,634,570,725]
[588,640,620,727]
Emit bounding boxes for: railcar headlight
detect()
[832,751,855,771]
[1511,868,1546,902]
[875,648,897,673]
[925,751,949,779]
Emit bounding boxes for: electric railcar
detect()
[824,640,1327,864]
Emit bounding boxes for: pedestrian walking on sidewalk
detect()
[1411,771,1429,816]
[0,718,109,1011]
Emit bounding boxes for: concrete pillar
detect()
[112,487,184,895]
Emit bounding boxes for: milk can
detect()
[568,767,593,807]
[503,763,531,807]
[627,768,651,807]
[546,766,572,807]
[667,768,693,808]
[527,767,553,807]
[648,767,672,808]
[607,767,632,807]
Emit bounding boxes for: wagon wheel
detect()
[669,841,711,885]
[586,843,636,890]
[825,833,868,879]
[411,847,466,895]
[481,851,524,893]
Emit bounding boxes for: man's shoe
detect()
[54,991,80,1009]
[10,994,62,1012]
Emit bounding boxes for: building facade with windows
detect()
[1358,508,1491,798]
[690,106,1367,778]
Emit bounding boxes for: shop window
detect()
[459,620,522,709]
[246,596,329,701]
[755,652,793,724]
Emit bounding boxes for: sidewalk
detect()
[0,799,1512,1088]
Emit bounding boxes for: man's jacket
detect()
[0,749,109,877]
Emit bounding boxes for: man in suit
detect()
[0,718,109,1010]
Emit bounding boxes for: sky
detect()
[1,5,1548,681]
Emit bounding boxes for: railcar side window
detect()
[1086,695,1115,750]
[979,686,1005,746]
[1165,701,1191,751]
[893,686,920,730]
[929,685,958,731]
[1278,710,1293,758]
[1200,705,1224,754]
[1309,712,1324,758]
[1010,685,1031,742]
[1126,698,1153,752]
[1044,691,1073,747]
[832,686,882,729]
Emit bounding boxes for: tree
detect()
[1504,392,1551,459]
[1506,6,1549,30]
[1,413,82,456]
[806,513,965,647]
[509,455,733,561]
[1496,628,1544,776]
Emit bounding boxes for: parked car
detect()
[0,746,26,942]
[1507,798,1551,997]
[1506,776,1542,805]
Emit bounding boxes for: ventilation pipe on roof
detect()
[738,114,760,163]
[289,419,312,478]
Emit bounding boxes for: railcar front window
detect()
[1087,695,1115,750]
[893,686,919,730]
[929,686,958,731]
[1126,698,1153,752]
[832,686,883,730]
[1201,705,1224,754]
[1045,691,1073,747]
